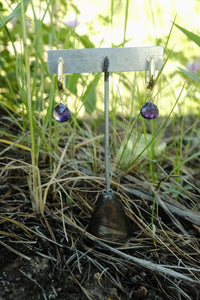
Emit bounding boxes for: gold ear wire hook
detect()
[57,57,65,92]
[146,56,155,90]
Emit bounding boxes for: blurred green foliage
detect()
[1,0,200,213]
[1,0,200,121]
[0,0,100,119]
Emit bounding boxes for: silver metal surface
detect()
[48,46,164,192]
[103,57,110,192]
[48,46,163,74]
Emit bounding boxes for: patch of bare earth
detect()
[0,114,200,299]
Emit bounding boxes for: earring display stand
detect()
[48,47,163,74]
[48,46,164,241]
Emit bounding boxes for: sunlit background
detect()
[67,0,200,46]
[62,0,200,116]
[54,0,200,116]
[2,0,200,117]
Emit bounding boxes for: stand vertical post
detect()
[47,46,164,241]
[103,57,110,192]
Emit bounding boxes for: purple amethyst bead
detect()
[140,101,159,119]
[53,103,71,122]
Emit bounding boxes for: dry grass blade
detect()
[0,216,33,238]
[55,208,200,284]
[1,113,200,299]
[90,238,200,284]
[19,269,48,300]
[0,231,29,241]
[122,184,200,226]
[67,265,93,300]
[42,134,74,208]
[0,240,31,261]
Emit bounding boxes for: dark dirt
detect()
[0,213,160,300]
[1,114,200,300]
[0,181,199,300]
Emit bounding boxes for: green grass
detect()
[0,0,200,215]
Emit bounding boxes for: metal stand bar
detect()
[104,57,110,192]
[48,47,163,74]
[47,47,164,192]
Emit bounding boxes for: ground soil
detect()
[0,114,200,300]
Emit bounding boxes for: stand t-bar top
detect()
[47,46,163,74]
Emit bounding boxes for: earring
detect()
[140,56,159,119]
[57,57,65,92]
[53,57,71,123]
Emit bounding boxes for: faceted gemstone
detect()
[53,103,71,122]
[140,101,159,119]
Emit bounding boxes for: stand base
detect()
[87,190,131,242]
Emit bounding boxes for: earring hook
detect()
[146,56,155,90]
[57,57,65,92]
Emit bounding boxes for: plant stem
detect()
[20,0,41,213]
[123,0,129,45]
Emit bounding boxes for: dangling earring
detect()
[57,57,65,92]
[53,57,71,123]
[140,56,159,119]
